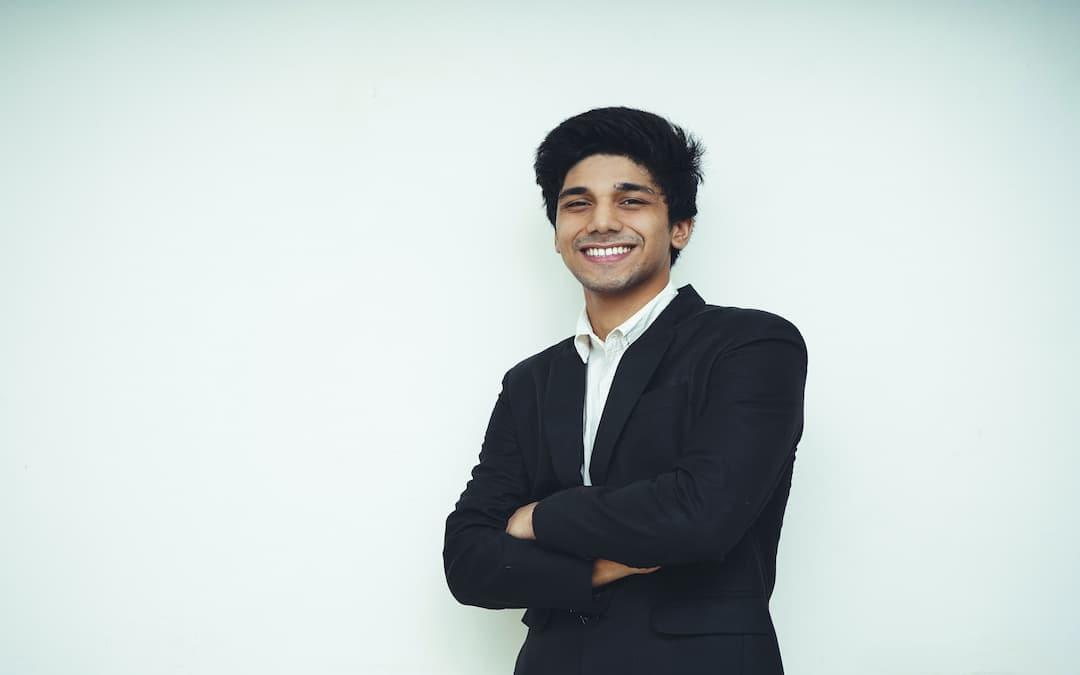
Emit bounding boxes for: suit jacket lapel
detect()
[588,284,705,485]
[542,284,706,490]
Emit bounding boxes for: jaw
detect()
[569,260,645,296]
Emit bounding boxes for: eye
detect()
[621,198,647,206]
[563,200,589,209]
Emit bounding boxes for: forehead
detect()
[561,154,657,190]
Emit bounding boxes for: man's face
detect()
[554,154,691,296]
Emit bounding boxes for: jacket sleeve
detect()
[443,372,605,611]
[531,320,807,568]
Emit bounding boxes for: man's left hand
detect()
[506,501,538,540]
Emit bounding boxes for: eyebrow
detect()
[558,186,588,200]
[557,182,658,200]
[613,182,656,195]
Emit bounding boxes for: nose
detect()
[587,202,622,234]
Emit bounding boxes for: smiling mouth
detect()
[581,244,636,263]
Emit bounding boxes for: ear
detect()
[553,228,560,253]
[670,218,693,250]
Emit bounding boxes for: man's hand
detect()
[505,501,537,540]
[591,558,661,588]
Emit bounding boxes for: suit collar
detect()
[544,284,706,488]
[572,279,678,364]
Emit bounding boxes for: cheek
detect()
[645,226,672,253]
[554,227,577,252]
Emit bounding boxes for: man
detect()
[443,107,807,675]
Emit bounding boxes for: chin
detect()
[577,273,642,295]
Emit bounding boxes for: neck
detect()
[583,273,671,341]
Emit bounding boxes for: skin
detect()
[553,153,692,340]
[505,153,694,586]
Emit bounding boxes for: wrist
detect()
[531,499,545,541]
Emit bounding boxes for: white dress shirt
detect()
[573,280,679,486]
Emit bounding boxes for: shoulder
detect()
[684,302,805,347]
[500,336,575,388]
[674,303,809,392]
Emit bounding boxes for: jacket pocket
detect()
[650,595,774,636]
[521,607,553,632]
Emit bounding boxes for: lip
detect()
[579,244,636,264]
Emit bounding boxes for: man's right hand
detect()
[591,558,661,588]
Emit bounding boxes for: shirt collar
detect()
[573,279,679,363]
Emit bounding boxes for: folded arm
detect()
[443,373,606,611]
[530,323,808,568]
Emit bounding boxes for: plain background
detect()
[2,2,1078,674]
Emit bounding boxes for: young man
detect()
[443,107,807,675]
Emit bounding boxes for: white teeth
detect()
[585,246,631,257]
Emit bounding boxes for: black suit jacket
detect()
[443,284,807,675]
